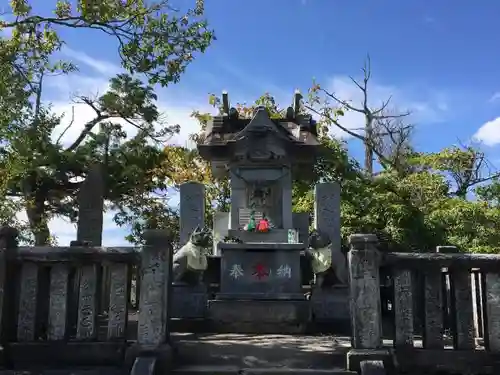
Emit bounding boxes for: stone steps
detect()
[0,367,121,375]
[172,333,350,369]
[172,365,357,375]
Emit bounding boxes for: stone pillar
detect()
[347,234,389,372]
[436,246,459,337]
[292,212,310,246]
[0,226,19,347]
[126,229,173,371]
[314,182,341,255]
[75,164,106,320]
[439,246,485,343]
[229,170,246,230]
[212,212,229,256]
[77,163,104,246]
[348,234,383,349]
[314,182,347,284]
[179,182,205,246]
[281,170,293,229]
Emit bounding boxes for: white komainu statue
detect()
[305,229,348,287]
[172,226,212,285]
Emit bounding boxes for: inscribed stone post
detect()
[314,182,346,283]
[348,234,383,349]
[179,182,205,246]
[0,226,18,344]
[17,263,38,341]
[136,230,173,347]
[77,163,105,246]
[48,264,69,340]
[75,163,105,325]
[314,182,341,250]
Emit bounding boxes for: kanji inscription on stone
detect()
[252,263,270,280]
[229,264,244,279]
[276,264,292,278]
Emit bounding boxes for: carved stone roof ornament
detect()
[197,91,323,177]
[240,106,275,135]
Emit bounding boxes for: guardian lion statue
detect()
[305,229,348,287]
[172,226,212,285]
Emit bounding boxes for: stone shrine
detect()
[198,92,321,301]
[172,91,348,332]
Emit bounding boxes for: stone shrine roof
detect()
[202,112,319,146]
[198,91,322,162]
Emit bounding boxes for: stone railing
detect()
[0,228,174,374]
[347,234,500,374]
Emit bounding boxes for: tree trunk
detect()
[21,172,51,246]
[365,120,374,176]
[25,201,50,246]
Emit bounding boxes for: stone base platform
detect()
[169,283,351,334]
[208,299,311,334]
[171,284,209,319]
[310,287,350,322]
[310,287,350,335]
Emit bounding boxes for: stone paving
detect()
[172,333,350,369]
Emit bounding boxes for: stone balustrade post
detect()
[0,226,19,355]
[126,229,174,372]
[347,234,389,372]
[348,234,382,349]
[436,245,459,337]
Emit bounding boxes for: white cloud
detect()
[489,92,500,103]
[62,47,122,76]
[45,74,111,102]
[473,117,500,147]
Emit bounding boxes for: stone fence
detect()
[0,228,174,373]
[348,234,500,374]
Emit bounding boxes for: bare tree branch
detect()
[307,56,411,175]
[448,141,500,197]
[64,96,109,152]
[55,106,75,145]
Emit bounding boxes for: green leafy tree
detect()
[1,73,180,245]
[0,0,215,244]
[1,0,214,86]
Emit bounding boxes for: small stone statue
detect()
[172,226,212,285]
[306,230,348,287]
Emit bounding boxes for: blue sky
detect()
[12,0,500,245]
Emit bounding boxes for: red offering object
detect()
[257,218,270,232]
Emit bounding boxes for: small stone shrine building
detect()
[197,91,323,302]
[198,91,321,240]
